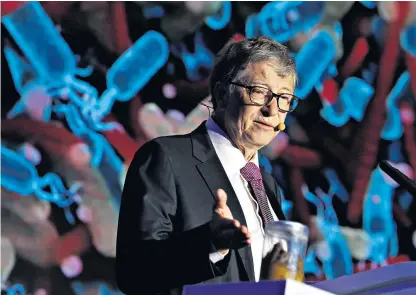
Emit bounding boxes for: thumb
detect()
[216,189,228,209]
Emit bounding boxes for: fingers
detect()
[280,251,290,264]
[271,242,289,263]
[231,220,251,242]
[230,222,251,247]
[230,223,251,249]
[216,189,228,209]
[211,218,251,250]
[261,241,290,279]
[261,243,292,280]
[226,218,251,241]
[212,189,251,250]
[240,225,251,243]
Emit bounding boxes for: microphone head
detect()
[379,160,416,196]
[379,160,392,170]
[277,123,286,131]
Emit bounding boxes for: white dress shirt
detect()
[206,118,279,282]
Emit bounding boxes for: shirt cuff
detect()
[209,250,229,264]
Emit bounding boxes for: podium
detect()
[183,279,335,295]
[183,262,416,295]
[313,262,416,295]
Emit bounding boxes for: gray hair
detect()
[209,36,298,111]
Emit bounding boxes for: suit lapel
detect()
[261,168,286,221]
[191,122,255,282]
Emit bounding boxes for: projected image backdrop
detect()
[1,1,415,294]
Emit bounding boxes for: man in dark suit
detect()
[116,36,299,295]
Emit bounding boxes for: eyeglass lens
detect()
[250,86,297,111]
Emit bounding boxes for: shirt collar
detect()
[206,117,259,173]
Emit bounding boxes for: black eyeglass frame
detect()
[229,81,300,113]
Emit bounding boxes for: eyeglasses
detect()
[229,82,300,112]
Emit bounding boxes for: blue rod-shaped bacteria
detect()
[4,44,52,121]
[4,284,26,295]
[2,1,75,79]
[4,43,39,96]
[294,30,336,99]
[323,168,349,203]
[339,78,374,121]
[360,1,377,9]
[303,184,353,279]
[259,153,272,174]
[314,23,343,94]
[2,1,95,107]
[245,2,323,40]
[381,71,411,140]
[388,140,404,163]
[362,168,399,264]
[371,16,387,48]
[279,187,294,219]
[142,4,165,19]
[53,103,123,206]
[401,24,416,56]
[259,1,325,43]
[205,1,232,31]
[333,22,344,40]
[170,31,214,82]
[245,14,263,38]
[71,281,123,295]
[362,62,378,84]
[322,230,353,280]
[1,145,81,224]
[71,281,85,295]
[398,191,413,212]
[89,30,169,122]
[320,77,374,127]
[53,103,123,173]
[315,187,339,225]
[302,184,325,218]
[98,283,124,295]
[304,248,322,276]
[314,63,339,94]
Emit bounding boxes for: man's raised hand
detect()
[211,189,251,254]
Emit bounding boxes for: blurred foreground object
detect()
[1,237,16,284]
[1,188,51,224]
[1,206,59,267]
[378,1,416,26]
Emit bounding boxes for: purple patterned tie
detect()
[240,162,274,226]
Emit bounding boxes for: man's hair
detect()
[209,36,297,111]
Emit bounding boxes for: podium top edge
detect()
[313,262,416,295]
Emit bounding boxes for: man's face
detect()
[223,61,295,152]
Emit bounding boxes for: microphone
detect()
[379,160,416,197]
[199,101,214,116]
[277,123,286,131]
[199,101,213,109]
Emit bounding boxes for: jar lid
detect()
[265,221,310,238]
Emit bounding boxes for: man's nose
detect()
[261,97,279,116]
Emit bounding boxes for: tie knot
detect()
[240,162,262,182]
